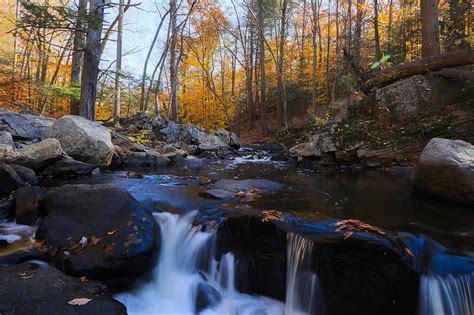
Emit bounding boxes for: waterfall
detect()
[116,212,285,315]
[419,273,473,315]
[286,233,325,315]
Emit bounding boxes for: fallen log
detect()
[367,49,474,89]
[433,68,474,80]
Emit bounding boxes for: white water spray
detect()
[116,212,285,315]
[419,273,473,315]
[286,233,324,315]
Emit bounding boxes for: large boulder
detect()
[289,133,336,163]
[412,138,474,205]
[0,163,25,196]
[42,157,98,177]
[2,138,62,169]
[0,131,13,146]
[158,121,181,143]
[197,134,228,152]
[215,129,240,149]
[0,110,55,139]
[48,116,114,167]
[10,164,38,186]
[0,262,126,315]
[35,184,159,281]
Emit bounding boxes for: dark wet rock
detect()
[42,157,98,177]
[36,184,159,282]
[10,164,38,186]
[0,163,25,196]
[198,189,235,200]
[200,179,282,201]
[47,115,114,167]
[114,146,170,167]
[213,179,282,194]
[412,138,474,205]
[0,131,13,146]
[195,282,222,313]
[0,196,15,220]
[0,248,45,267]
[0,110,55,139]
[15,186,45,226]
[215,214,419,315]
[0,262,126,315]
[1,138,62,169]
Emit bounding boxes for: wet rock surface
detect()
[215,214,419,315]
[0,262,126,315]
[413,138,474,205]
[0,163,26,196]
[15,186,44,226]
[1,138,63,169]
[199,179,283,200]
[35,184,159,282]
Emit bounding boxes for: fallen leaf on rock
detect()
[404,247,415,258]
[336,219,386,236]
[68,298,92,306]
[344,231,353,240]
[107,230,117,235]
[261,210,285,223]
[19,272,36,280]
[80,276,88,283]
[90,235,101,245]
[234,189,261,201]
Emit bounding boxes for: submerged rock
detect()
[0,110,55,139]
[200,179,283,201]
[2,138,62,169]
[412,138,474,205]
[0,262,126,315]
[35,184,159,282]
[0,196,15,220]
[48,115,114,167]
[195,282,223,313]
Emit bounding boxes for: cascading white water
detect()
[116,212,285,315]
[286,233,324,315]
[419,273,473,315]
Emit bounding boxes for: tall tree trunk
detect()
[169,0,179,122]
[326,0,331,99]
[353,0,364,61]
[311,0,319,113]
[79,0,105,121]
[387,0,393,52]
[332,0,339,100]
[421,0,440,58]
[373,0,382,60]
[247,24,255,128]
[114,0,124,124]
[257,0,267,135]
[70,0,87,115]
[278,0,289,131]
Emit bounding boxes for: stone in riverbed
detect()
[215,129,240,149]
[35,184,159,282]
[47,115,114,167]
[200,179,283,200]
[412,138,474,205]
[42,157,98,177]
[0,131,13,146]
[10,164,38,186]
[15,186,45,226]
[0,196,15,220]
[1,138,62,169]
[0,262,126,315]
[0,110,55,139]
[195,282,223,313]
[0,163,25,196]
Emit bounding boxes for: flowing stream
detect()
[116,212,287,315]
[419,273,473,315]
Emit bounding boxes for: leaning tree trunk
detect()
[367,49,474,88]
[79,0,105,121]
